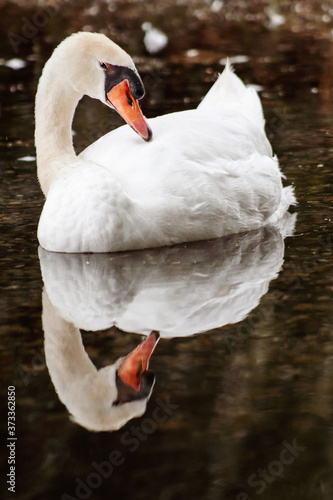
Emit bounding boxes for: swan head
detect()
[68,331,160,432]
[53,32,152,141]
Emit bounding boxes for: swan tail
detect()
[265,185,297,236]
[198,60,265,130]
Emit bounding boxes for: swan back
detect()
[198,61,265,130]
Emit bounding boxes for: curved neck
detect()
[35,60,80,196]
[42,290,97,388]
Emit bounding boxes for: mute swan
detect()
[43,289,159,431]
[35,32,295,253]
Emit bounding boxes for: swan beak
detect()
[117,331,160,391]
[106,80,153,142]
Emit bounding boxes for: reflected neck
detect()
[42,290,97,386]
[35,61,81,196]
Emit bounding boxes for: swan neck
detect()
[35,61,80,196]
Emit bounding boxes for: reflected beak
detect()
[106,79,153,142]
[117,331,160,391]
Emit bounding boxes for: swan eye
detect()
[99,62,107,69]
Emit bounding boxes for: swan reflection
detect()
[42,289,159,431]
[40,219,295,431]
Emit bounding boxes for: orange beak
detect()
[107,79,152,142]
[117,331,160,391]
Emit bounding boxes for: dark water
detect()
[1,1,333,499]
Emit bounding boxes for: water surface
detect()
[0,1,333,499]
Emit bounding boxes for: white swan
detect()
[35,31,295,253]
[43,289,159,431]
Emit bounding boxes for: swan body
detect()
[36,32,295,253]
